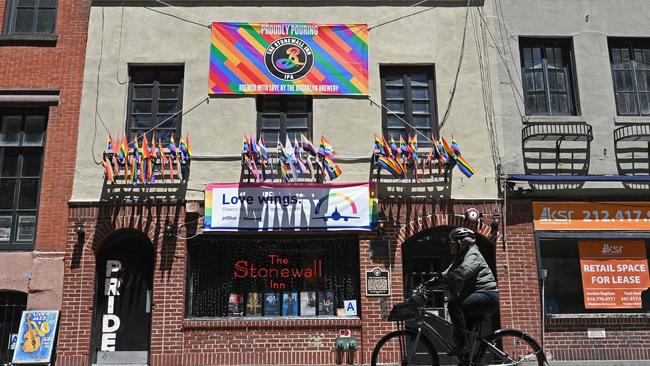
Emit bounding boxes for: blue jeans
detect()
[448,291,500,348]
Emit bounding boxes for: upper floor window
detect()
[380,66,437,147]
[127,66,184,143]
[257,95,312,145]
[609,38,650,116]
[520,38,578,116]
[3,0,57,35]
[0,109,46,249]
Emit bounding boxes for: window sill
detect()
[522,115,587,124]
[183,316,362,330]
[546,313,650,319]
[614,116,650,125]
[0,34,58,46]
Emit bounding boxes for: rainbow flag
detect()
[169,135,178,158]
[322,156,342,180]
[389,136,398,158]
[258,136,269,161]
[451,134,461,157]
[142,134,150,159]
[107,134,113,152]
[318,136,335,160]
[103,156,114,183]
[440,135,455,160]
[374,134,387,156]
[184,134,192,156]
[242,134,250,154]
[119,136,128,161]
[376,155,405,179]
[456,155,476,178]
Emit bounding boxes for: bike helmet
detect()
[449,227,475,242]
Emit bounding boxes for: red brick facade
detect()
[58,199,504,365]
[0,0,90,251]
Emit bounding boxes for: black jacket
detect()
[437,244,498,300]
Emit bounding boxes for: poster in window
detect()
[263,292,280,316]
[12,310,59,364]
[579,239,650,309]
[17,216,35,242]
[282,291,299,316]
[318,291,334,316]
[245,292,263,317]
[300,291,317,316]
[227,293,244,316]
[0,216,11,242]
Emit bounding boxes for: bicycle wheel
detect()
[475,329,545,366]
[371,329,439,366]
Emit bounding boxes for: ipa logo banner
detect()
[579,240,650,309]
[209,22,369,95]
[204,182,377,231]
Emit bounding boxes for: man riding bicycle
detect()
[422,227,500,359]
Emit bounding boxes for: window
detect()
[3,0,57,35]
[257,95,312,145]
[127,66,184,143]
[186,237,359,318]
[0,109,45,248]
[609,39,650,116]
[540,237,650,315]
[0,291,27,364]
[380,66,437,147]
[520,38,578,116]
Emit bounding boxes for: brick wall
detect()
[0,0,90,252]
[505,199,650,361]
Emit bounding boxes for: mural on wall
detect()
[209,22,368,96]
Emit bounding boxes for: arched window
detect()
[0,291,27,363]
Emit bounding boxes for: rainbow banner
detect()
[204,182,377,231]
[209,22,369,95]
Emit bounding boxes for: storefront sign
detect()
[579,240,650,309]
[101,260,122,351]
[366,267,390,296]
[204,182,376,231]
[533,202,650,231]
[209,22,368,95]
[233,254,323,290]
[12,310,59,364]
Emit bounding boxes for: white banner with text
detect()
[204,182,376,231]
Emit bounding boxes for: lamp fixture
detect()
[491,212,501,231]
[74,221,84,235]
[376,211,388,235]
[164,219,174,237]
[465,208,481,222]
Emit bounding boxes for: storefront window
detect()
[540,237,650,315]
[186,236,359,318]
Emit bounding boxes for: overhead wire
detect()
[439,0,473,130]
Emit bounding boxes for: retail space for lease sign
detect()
[579,240,650,309]
[209,22,368,95]
[204,182,377,231]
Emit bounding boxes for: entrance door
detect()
[402,228,498,366]
[0,291,26,364]
[92,232,153,365]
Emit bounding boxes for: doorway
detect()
[91,231,153,365]
[402,227,499,365]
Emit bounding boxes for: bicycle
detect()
[371,286,547,366]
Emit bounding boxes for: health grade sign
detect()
[204,182,376,231]
[209,22,368,95]
[579,240,650,309]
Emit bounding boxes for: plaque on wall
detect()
[366,267,390,296]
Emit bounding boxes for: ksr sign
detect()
[533,202,650,231]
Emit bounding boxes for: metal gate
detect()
[0,291,27,365]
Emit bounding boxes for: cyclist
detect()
[423,227,499,358]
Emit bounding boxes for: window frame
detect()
[535,231,650,317]
[256,95,313,144]
[0,108,47,250]
[125,66,184,143]
[185,235,361,319]
[379,65,439,147]
[519,38,579,116]
[608,38,650,117]
[3,0,58,35]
